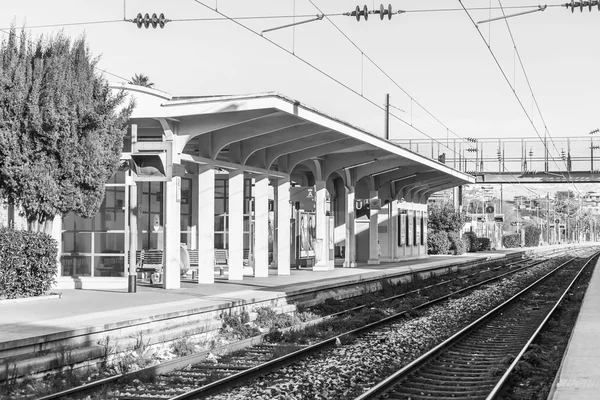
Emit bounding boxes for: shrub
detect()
[427,231,450,255]
[478,237,491,251]
[448,232,466,255]
[462,231,479,252]
[524,224,541,247]
[503,233,521,248]
[0,228,58,299]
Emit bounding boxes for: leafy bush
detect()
[462,231,479,252]
[478,237,491,251]
[0,228,58,299]
[427,231,450,255]
[503,233,521,248]
[524,224,541,247]
[448,232,466,255]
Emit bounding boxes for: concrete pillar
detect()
[163,177,181,289]
[128,182,137,292]
[197,168,215,284]
[228,170,244,280]
[344,186,357,268]
[254,176,269,277]
[314,180,331,271]
[368,190,379,264]
[276,179,291,275]
[390,200,399,261]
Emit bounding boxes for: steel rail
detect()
[353,254,595,400]
[487,252,600,399]
[167,258,549,400]
[34,255,538,400]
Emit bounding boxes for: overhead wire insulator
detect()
[131,12,169,29]
[377,4,393,20]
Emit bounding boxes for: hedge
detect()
[448,232,466,255]
[427,231,451,255]
[462,231,479,252]
[503,233,521,248]
[0,228,58,299]
[478,237,491,251]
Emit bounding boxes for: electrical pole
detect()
[384,93,390,140]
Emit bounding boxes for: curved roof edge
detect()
[108,82,173,101]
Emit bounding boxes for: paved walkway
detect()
[550,256,600,400]
[0,251,522,347]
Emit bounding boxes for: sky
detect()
[2,0,599,199]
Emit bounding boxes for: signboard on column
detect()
[298,211,316,259]
[415,211,421,246]
[398,210,406,246]
[407,211,413,246]
[328,216,334,261]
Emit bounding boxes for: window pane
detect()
[61,255,91,276]
[62,232,92,253]
[180,232,191,247]
[94,256,125,277]
[214,215,226,232]
[150,182,162,194]
[214,233,226,249]
[94,233,125,253]
[107,170,126,184]
[215,180,226,197]
[215,199,226,215]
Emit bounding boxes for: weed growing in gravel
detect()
[220,311,261,340]
[171,335,196,356]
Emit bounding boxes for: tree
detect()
[0,28,134,233]
[428,202,464,233]
[427,202,465,255]
[129,73,154,88]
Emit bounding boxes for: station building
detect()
[54,85,474,290]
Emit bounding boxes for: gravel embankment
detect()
[205,262,556,400]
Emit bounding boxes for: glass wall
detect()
[139,181,164,250]
[180,178,193,247]
[61,171,127,277]
[214,176,253,250]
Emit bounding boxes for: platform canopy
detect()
[119,85,474,198]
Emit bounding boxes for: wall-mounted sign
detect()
[355,199,370,219]
[398,214,406,246]
[370,199,382,210]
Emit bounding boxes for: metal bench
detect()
[187,249,199,279]
[215,249,228,276]
[136,249,163,284]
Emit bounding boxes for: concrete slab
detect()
[550,256,600,400]
[0,252,517,348]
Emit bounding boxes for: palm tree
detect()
[129,73,154,88]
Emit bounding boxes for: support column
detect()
[344,186,357,268]
[368,190,380,264]
[314,180,331,271]
[163,177,181,289]
[254,176,269,277]
[197,167,215,284]
[276,179,291,275]
[128,182,137,292]
[228,170,244,280]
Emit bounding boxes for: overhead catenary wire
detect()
[189,0,475,165]
[0,3,567,31]
[307,0,541,197]
[457,1,580,194]
[497,0,580,195]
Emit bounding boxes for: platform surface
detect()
[550,256,600,400]
[0,245,583,350]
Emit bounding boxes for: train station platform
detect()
[549,254,600,400]
[0,250,529,348]
[0,243,591,384]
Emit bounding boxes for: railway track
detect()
[36,254,559,400]
[355,252,598,400]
